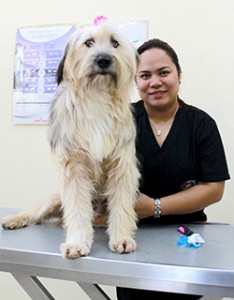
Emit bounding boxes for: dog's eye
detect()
[84,39,95,47]
[111,39,119,48]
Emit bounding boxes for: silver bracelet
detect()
[154,198,161,218]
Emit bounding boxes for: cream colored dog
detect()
[2,21,140,259]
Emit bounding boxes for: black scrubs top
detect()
[132,98,230,224]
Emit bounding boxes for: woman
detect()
[116,39,230,299]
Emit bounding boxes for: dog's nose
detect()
[95,54,112,69]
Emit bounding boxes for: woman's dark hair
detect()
[137,39,182,75]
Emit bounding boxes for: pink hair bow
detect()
[93,16,107,26]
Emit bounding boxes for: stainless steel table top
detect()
[0,208,233,297]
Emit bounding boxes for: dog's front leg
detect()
[105,153,140,254]
[60,157,95,259]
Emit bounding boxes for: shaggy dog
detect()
[2,21,140,259]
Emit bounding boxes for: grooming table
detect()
[0,208,234,299]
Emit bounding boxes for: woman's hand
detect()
[93,214,108,227]
[134,193,155,219]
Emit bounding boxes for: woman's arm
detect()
[135,181,225,219]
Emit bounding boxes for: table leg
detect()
[12,273,55,300]
[77,282,112,300]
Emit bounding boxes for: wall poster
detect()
[13,24,75,124]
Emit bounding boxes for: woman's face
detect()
[136,48,181,112]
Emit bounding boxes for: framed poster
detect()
[13,24,75,124]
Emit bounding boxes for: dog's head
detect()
[57,22,139,97]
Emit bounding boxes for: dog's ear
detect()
[56,45,69,85]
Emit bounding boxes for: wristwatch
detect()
[154,198,161,218]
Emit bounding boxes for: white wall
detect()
[0,0,233,299]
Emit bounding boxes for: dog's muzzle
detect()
[95,54,112,74]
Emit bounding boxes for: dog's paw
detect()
[109,237,137,254]
[60,242,91,259]
[1,215,29,229]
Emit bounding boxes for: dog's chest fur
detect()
[83,99,120,162]
[49,85,132,164]
[76,94,127,162]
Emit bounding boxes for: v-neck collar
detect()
[145,106,182,150]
